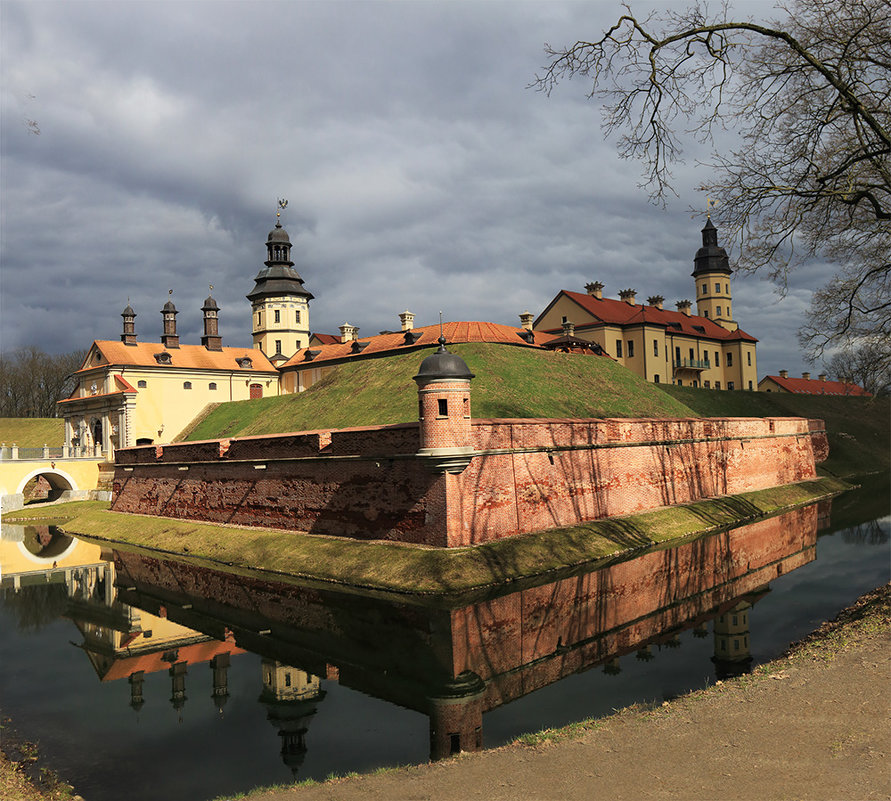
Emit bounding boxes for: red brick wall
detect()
[111,416,825,547]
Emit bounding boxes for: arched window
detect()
[137,380,147,388]
[209,382,217,390]
[183,381,192,390]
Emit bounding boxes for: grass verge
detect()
[2,477,849,605]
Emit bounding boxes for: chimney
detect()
[339,322,359,343]
[160,300,179,348]
[121,305,137,346]
[399,309,415,331]
[585,281,604,299]
[676,300,692,316]
[562,320,575,337]
[818,373,827,382]
[647,295,664,309]
[619,288,637,305]
[779,370,788,379]
[802,371,811,380]
[519,310,534,330]
[201,295,223,351]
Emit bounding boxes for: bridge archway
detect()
[16,468,78,503]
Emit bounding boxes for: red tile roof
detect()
[310,333,341,345]
[281,321,553,370]
[763,375,871,396]
[74,341,278,374]
[541,290,758,343]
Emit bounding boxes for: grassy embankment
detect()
[4,476,847,603]
[0,418,63,448]
[180,344,696,440]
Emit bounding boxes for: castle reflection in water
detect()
[0,500,829,772]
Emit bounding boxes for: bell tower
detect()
[693,218,737,332]
[247,200,313,361]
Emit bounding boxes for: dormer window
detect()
[154,352,172,365]
[236,356,253,369]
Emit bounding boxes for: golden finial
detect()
[706,197,718,218]
[276,198,288,222]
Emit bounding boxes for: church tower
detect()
[247,204,313,362]
[693,218,738,332]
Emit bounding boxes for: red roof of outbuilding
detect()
[762,375,871,396]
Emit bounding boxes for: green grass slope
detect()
[658,386,890,477]
[182,344,697,441]
[0,418,63,447]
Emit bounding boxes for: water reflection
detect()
[2,501,823,770]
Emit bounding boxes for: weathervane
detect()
[276,198,288,223]
[706,197,718,218]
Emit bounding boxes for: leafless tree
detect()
[535,0,890,359]
[0,347,87,418]
[824,343,891,396]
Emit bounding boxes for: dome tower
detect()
[692,218,737,332]
[247,203,314,361]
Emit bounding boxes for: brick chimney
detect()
[585,281,604,299]
[779,370,788,379]
[518,310,534,330]
[676,300,692,316]
[647,295,664,309]
[160,300,179,349]
[802,371,811,380]
[818,373,827,381]
[619,288,637,305]
[562,320,575,337]
[121,304,137,346]
[339,322,359,343]
[201,295,223,351]
[399,310,415,331]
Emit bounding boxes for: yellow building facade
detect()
[533,221,759,390]
[58,299,279,454]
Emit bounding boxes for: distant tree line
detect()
[0,346,87,418]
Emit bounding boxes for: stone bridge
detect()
[0,455,107,513]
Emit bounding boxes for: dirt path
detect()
[247,585,891,801]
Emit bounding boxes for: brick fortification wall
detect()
[111,416,826,547]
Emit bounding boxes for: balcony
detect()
[673,359,711,372]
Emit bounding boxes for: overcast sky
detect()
[1,0,826,378]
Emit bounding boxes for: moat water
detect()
[1,476,888,801]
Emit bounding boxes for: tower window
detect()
[275,339,282,354]
[747,351,752,366]
[438,398,448,416]
[616,340,623,358]
[715,282,721,292]
[274,310,280,324]
[296,310,301,324]
[653,340,658,357]
[701,283,707,295]
[704,310,709,318]
[726,283,730,294]
[716,306,722,316]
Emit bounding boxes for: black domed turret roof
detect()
[692,218,732,277]
[413,337,475,383]
[162,300,177,313]
[202,295,219,310]
[121,304,136,317]
[267,222,291,243]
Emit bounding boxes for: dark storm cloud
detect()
[1,0,813,378]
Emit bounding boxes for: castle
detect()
[58,214,759,454]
